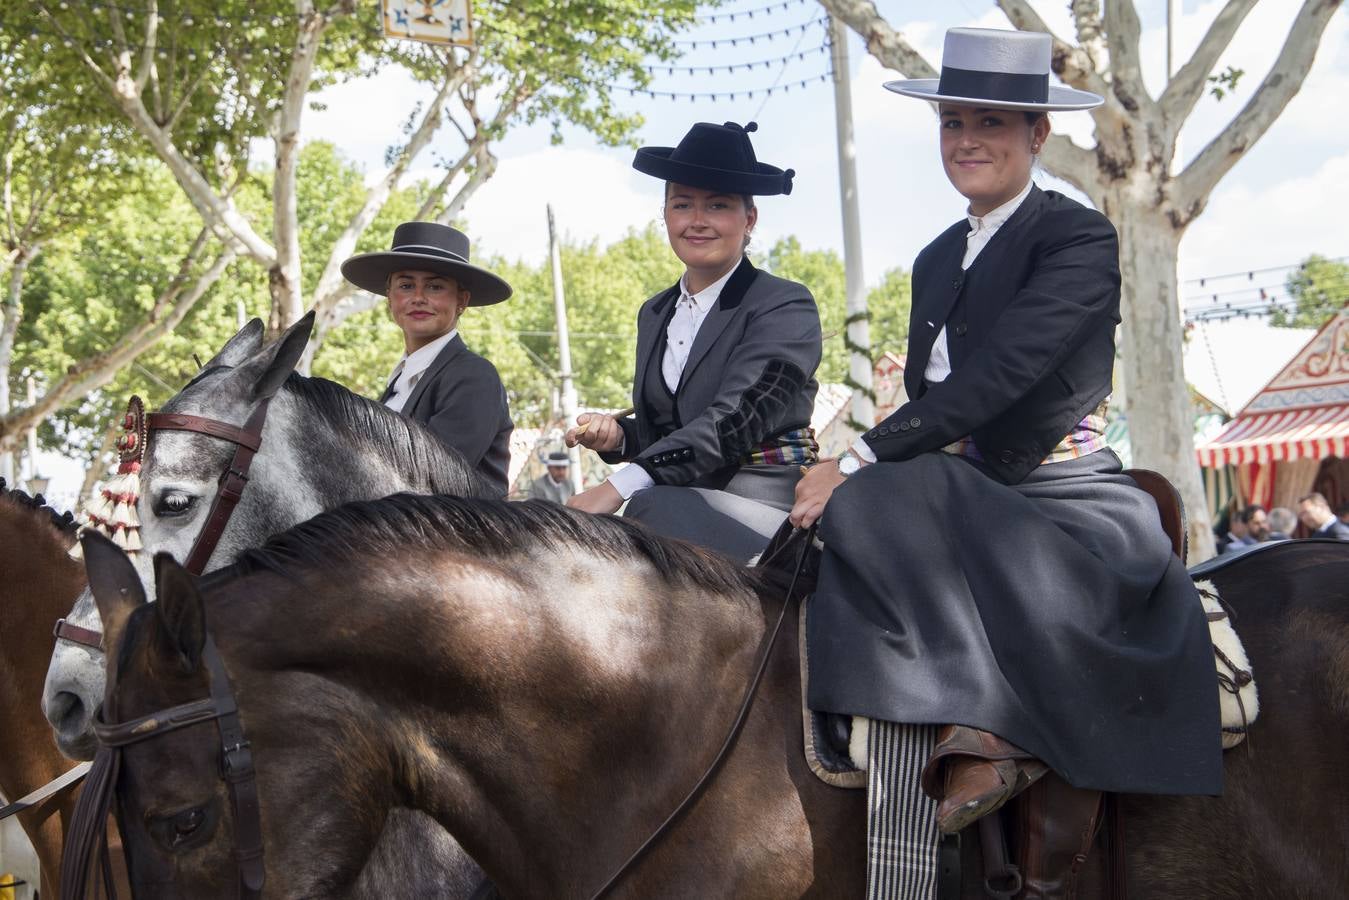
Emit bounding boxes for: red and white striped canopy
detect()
[1196,404,1349,467]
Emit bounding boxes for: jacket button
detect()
[867,430,880,440]
[898,422,910,432]
[909,417,921,428]
[952,279,962,290]
[955,323,968,336]
[999,450,1014,464]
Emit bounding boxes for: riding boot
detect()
[920,725,1049,834]
[1014,772,1103,899]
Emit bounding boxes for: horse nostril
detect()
[48,690,87,731]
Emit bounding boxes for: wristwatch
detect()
[837,448,863,477]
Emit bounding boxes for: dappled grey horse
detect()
[43,313,488,896]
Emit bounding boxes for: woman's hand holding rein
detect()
[566,412,623,453]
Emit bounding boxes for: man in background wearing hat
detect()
[528,451,575,504]
[342,221,514,495]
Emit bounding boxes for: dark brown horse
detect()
[0,481,115,896]
[84,495,1349,898]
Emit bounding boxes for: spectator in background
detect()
[1297,492,1349,540]
[1267,507,1297,541]
[529,451,575,504]
[1222,504,1269,554]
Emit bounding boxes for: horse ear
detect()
[81,530,147,655]
[203,318,266,370]
[232,311,315,402]
[152,552,207,674]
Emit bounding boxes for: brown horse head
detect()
[83,533,238,898]
[0,482,88,897]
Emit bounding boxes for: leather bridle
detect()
[63,634,265,899]
[54,399,273,653]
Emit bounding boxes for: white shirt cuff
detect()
[851,437,878,464]
[607,462,654,500]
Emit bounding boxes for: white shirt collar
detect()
[679,259,740,312]
[393,328,457,382]
[967,178,1034,235]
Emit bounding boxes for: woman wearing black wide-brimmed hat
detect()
[565,121,822,561]
[342,221,514,494]
[790,27,1222,898]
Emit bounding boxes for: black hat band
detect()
[936,66,1049,104]
[391,243,470,263]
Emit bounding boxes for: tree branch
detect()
[1102,0,1154,115]
[0,233,236,451]
[1158,0,1259,136]
[816,0,937,77]
[309,57,476,312]
[1176,0,1342,221]
[1070,0,1106,68]
[1038,133,1099,197]
[135,0,160,94]
[271,5,336,329]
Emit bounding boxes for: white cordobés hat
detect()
[884,28,1103,112]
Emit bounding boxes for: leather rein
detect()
[57,399,273,900]
[53,399,272,652]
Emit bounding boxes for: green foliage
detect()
[1207,65,1246,101]
[1271,254,1349,328]
[762,236,912,383]
[17,166,266,455]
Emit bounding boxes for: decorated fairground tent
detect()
[1196,308,1349,516]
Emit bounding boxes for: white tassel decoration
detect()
[123,530,142,552]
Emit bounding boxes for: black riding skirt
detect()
[806,449,1223,795]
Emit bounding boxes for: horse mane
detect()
[0,476,79,543]
[220,492,764,598]
[283,374,495,498]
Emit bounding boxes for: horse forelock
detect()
[219,493,765,600]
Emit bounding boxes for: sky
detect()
[26,0,1349,507]
[304,0,1348,303]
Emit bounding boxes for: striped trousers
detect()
[866,721,941,900]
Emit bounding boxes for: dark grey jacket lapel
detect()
[403,333,466,419]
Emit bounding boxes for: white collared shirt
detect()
[853,179,1034,464]
[924,177,1035,384]
[609,262,739,500]
[382,329,458,414]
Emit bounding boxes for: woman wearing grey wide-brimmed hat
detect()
[791,27,1221,898]
[342,221,514,494]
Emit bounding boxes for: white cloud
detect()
[1182,150,1349,277]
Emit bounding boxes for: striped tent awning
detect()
[1196,404,1349,467]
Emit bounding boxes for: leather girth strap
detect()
[148,400,271,576]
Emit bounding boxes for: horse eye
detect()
[148,802,217,852]
[156,493,195,517]
[173,808,204,842]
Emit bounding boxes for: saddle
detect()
[1124,468,1186,562]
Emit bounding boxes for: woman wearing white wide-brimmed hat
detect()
[792,27,1221,899]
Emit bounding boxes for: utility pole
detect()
[830,14,873,431]
[547,204,584,493]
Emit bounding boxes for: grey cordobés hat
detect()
[341,221,513,306]
[885,28,1103,112]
